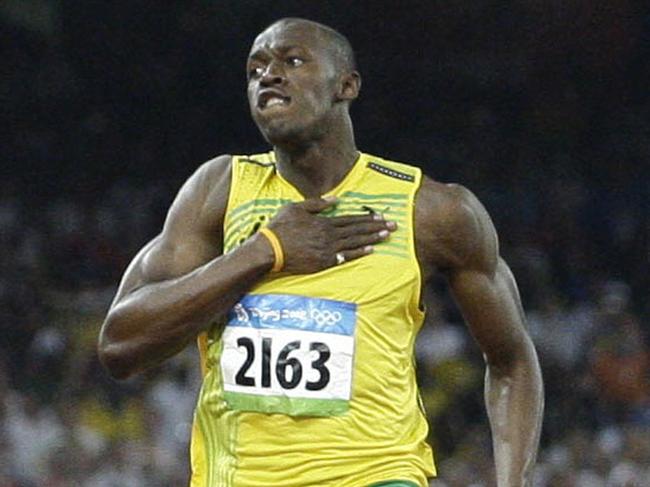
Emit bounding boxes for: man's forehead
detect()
[250,21,325,54]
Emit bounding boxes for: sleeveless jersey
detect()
[190,151,436,487]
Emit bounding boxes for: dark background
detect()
[1,1,648,486]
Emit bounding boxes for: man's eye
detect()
[248,66,264,79]
[286,57,304,67]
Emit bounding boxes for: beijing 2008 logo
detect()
[310,308,342,326]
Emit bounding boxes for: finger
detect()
[336,232,390,251]
[329,213,384,227]
[333,246,374,266]
[331,215,398,232]
[299,195,338,213]
[334,221,396,238]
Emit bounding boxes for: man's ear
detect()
[336,71,361,102]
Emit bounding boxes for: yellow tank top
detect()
[190,151,435,487]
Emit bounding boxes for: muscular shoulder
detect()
[415,176,498,275]
[195,154,233,223]
[147,155,232,270]
[163,154,232,233]
[117,155,233,291]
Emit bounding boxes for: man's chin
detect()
[258,122,302,146]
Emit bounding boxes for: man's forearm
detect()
[485,342,544,487]
[98,234,274,379]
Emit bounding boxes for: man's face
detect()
[246,22,341,144]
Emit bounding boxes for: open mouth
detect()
[258,92,291,110]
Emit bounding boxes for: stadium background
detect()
[1,1,648,486]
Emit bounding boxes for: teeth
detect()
[264,97,286,108]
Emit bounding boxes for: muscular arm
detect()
[98,156,275,378]
[98,156,396,379]
[416,178,543,487]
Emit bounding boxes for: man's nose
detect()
[260,61,285,86]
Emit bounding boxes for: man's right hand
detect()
[266,196,397,274]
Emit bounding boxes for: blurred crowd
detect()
[2,1,649,486]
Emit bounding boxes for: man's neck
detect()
[273,128,358,199]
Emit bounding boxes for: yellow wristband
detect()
[258,227,284,272]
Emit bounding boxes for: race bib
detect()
[220,294,357,416]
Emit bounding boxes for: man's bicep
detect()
[422,182,530,365]
[109,227,219,312]
[142,155,232,275]
[111,156,230,304]
[108,235,165,306]
[448,258,530,367]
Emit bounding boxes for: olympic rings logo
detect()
[310,309,342,326]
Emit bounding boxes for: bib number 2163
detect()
[235,337,330,391]
[220,294,356,417]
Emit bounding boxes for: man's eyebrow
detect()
[276,45,309,53]
[248,44,309,60]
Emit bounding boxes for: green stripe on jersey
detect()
[341,191,408,200]
[224,392,349,416]
[228,198,292,220]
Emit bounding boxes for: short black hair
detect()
[269,18,357,73]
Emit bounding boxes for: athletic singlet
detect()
[190,151,436,487]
